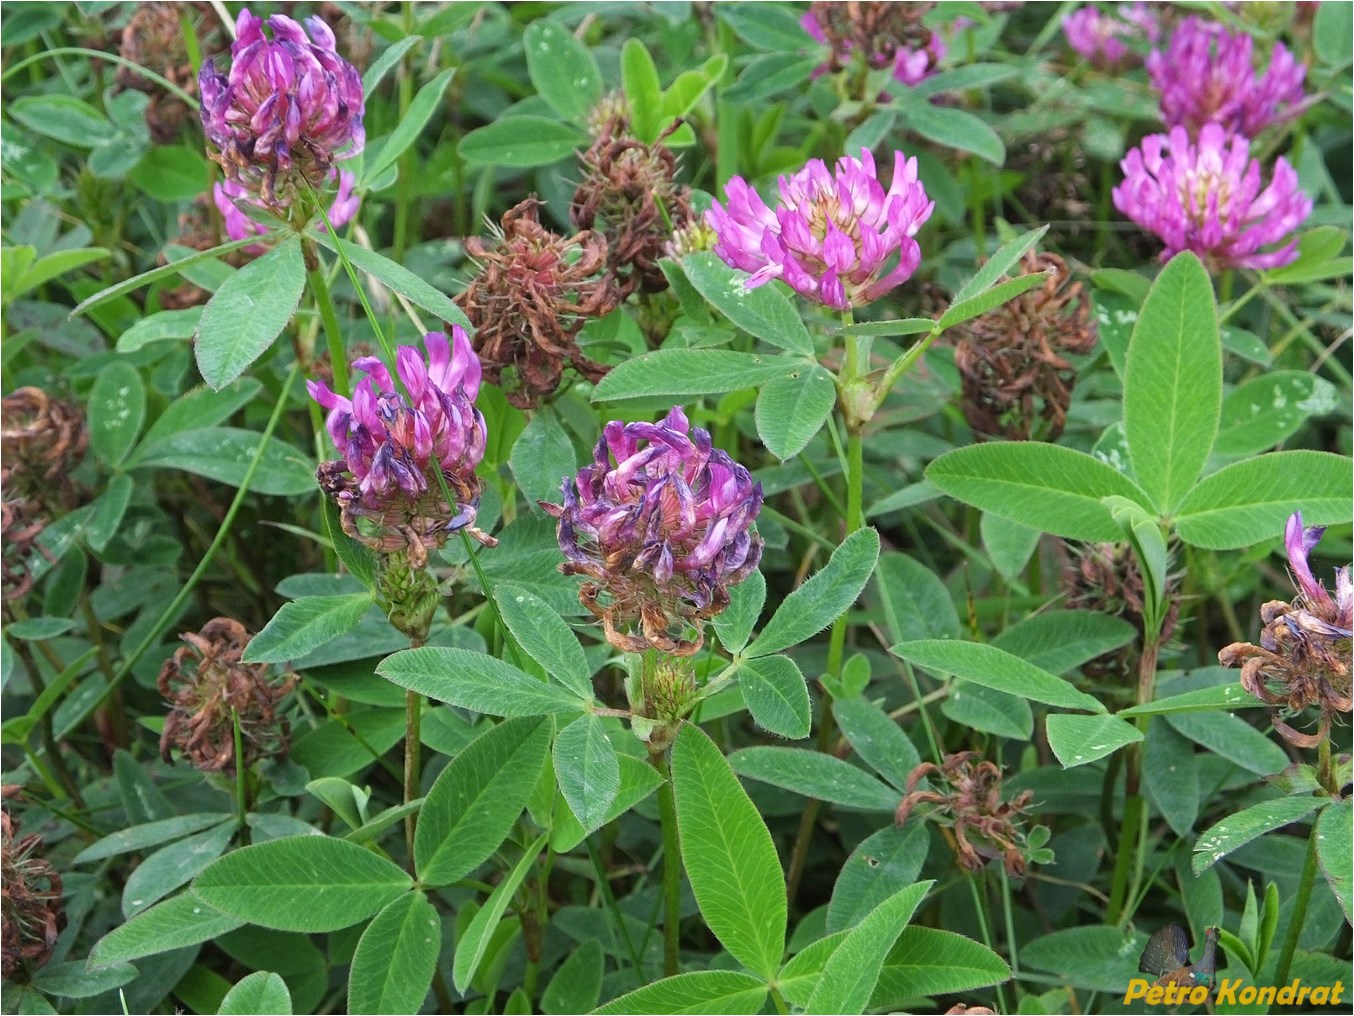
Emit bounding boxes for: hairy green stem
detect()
[232,708,251,846]
[304,243,349,397]
[1109,632,1160,925]
[650,747,682,977]
[585,837,646,985]
[404,680,422,868]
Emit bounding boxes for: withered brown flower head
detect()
[1,788,65,983]
[116,3,217,143]
[1,387,88,510]
[571,121,694,297]
[895,751,1035,878]
[1219,513,1352,749]
[456,198,620,409]
[1063,540,1181,679]
[159,617,294,775]
[806,1,940,78]
[953,251,1097,441]
[1,498,49,604]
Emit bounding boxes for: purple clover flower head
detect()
[1285,511,1353,632]
[542,407,763,656]
[1062,3,1158,70]
[1146,17,1306,137]
[213,170,360,254]
[706,149,934,311]
[307,329,488,560]
[199,9,365,209]
[1111,123,1312,271]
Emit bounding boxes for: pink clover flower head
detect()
[1146,16,1306,137]
[706,149,934,311]
[306,328,486,522]
[1062,3,1158,70]
[199,9,365,209]
[1111,123,1312,271]
[543,407,763,656]
[1285,511,1353,633]
[213,170,360,253]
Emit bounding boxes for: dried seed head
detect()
[1,791,65,982]
[572,122,694,297]
[158,617,294,775]
[895,751,1036,879]
[116,2,218,142]
[456,197,620,408]
[1,498,48,604]
[953,251,1097,441]
[1062,540,1181,678]
[1220,512,1352,748]
[1,387,88,509]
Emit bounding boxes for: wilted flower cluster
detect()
[1147,16,1307,138]
[707,148,934,311]
[309,329,488,562]
[199,9,364,209]
[116,2,220,142]
[457,198,619,408]
[1112,124,1312,271]
[159,618,294,774]
[952,251,1097,441]
[1063,540,1181,679]
[802,1,945,88]
[1,387,88,508]
[571,123,694,297]
[543,407,763,656]
[214,171,360,253]
[895,751,1037,878]
[1,788,64,983]
[1062,3,1159,70]
[1219,513,1352,748]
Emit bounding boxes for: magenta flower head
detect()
[1062,3,1158,70]
[213,170,360,253]
[1146,17,1306,137]
[706,149,934,311]
[307,329,488,562]
[542,407,763,656]
[1112,123,1312,271]
[199,9,365,209]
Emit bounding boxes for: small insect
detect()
[1139,924,1220,989]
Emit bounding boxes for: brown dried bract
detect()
[895,751,1034,878]
[1,791,65,982]
[159,617,294,775]
[456,198,619,408]
[1,387,88,510]
[571,121,693,297]
[1220,600,1352,749]
[952,251,1097,441]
